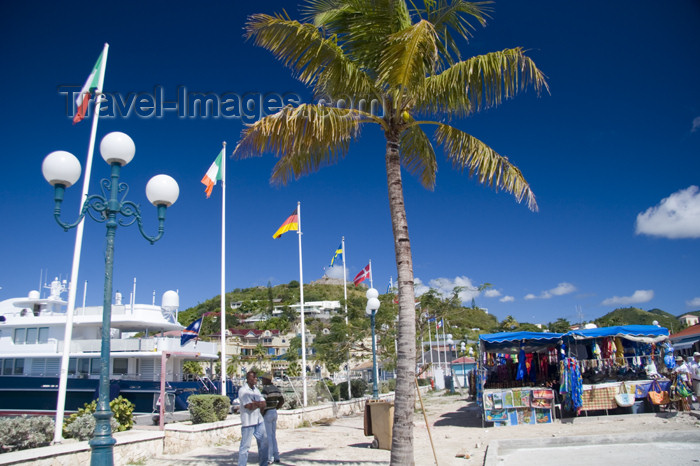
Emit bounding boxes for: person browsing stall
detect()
[260,373,284,464]
[238,370,269,466]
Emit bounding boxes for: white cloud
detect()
[413,277,430,297]
[414,276,495,304]
[325,265,346,280]
[601,289,654,306]
[635,186,700,239]
[500,295,515,303]
[692,116,700,133]
[524,282,577,300]
[686,297,700,308]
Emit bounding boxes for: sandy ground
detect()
[145,391,700,465]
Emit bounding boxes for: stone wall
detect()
[0,388,426,465]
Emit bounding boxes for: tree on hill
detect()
[595,307,677,332]
[548,318,571,333]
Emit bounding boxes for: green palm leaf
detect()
[400,124,437,189]
[435,124,537,210]
[378,20,439,105]
[245,13,375,98]
[233,104,374,185]
[419,47,548,117]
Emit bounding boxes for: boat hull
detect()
[0,377,238,414]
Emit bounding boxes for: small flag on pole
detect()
[273,209,299,239]
[73,50,105,124]
[181,318,203,346]
[353,263,371,286]
[201,149,224,198]
[330,244,343,267]
[437,319,443,329]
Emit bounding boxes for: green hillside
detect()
[594,307,678,332]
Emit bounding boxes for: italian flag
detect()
[201,149,224,198]
[73,50,104,124]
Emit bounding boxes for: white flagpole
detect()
[435,319,442,374]
[220,142,227,397]
[297,202,307,406]
[369,260,373,289]
[368,260,378,385]
[427,319,434,377]
[54,42,109,444]
[342,237,351,400]
[442,319,448,373]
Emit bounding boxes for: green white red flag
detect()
[73,50,105,124]
[201,149,224,198]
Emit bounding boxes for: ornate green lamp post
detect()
[42,132,179,465]
[365,288,380,400]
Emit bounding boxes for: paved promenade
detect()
[140,393,700,466]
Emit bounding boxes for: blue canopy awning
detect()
[563,325,669,343]
[479,331,564,353]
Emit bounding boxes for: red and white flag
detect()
[73,49,106,124]
[353,263,371,286]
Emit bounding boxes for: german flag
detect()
[273,209,299,239]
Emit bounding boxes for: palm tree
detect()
[234,2,546,462]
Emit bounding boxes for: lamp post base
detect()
[89,409,115,465]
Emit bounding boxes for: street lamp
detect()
[447,336,454,393]
[42,132,179,465]
[365,288,380,399]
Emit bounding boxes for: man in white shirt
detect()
[690,352,700,402]
[238,370,268,466]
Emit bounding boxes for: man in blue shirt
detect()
[238,370,268,466]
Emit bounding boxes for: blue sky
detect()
[1,0,699,326]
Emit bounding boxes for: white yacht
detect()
[0,278,225,414]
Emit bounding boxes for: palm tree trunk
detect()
[384,130,416,465]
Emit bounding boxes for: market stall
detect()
[560,325,671,415]
[478,332,564,427]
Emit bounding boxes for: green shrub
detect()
[0,416,54,452]
[63,413,119,441]
[316,379,339,401]
[188,395,230,424]
[337,379,369,400]
[63,396,135,438]
[417,378,430,386]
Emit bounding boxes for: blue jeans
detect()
[263,409,279,462]
[238,422,268,466]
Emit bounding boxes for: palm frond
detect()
[378,20,439,104]
[435,124,537,210]
[302,0,411,72]
[409,0,492,67]
[233,104,374,185]
[418,47,549,117]
[245,13,375,97]
[399,124,437,189]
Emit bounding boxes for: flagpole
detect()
[442,319,448,374]
[297,201,307,406]
[368,260,373,289]
[54,42,109,444]
[342,237,351,401]
[220,142,227,397]
[427,320,434,378]
[435,319,442,377]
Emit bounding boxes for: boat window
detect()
[2,359,12,375]
[26,328,38,344]
[13,328,26,344]
[90,358,101,375]
[14,359,24,375]
[68,359,76,375]
[78,358,90,375]
[38,327,49,344]
[113,358,128,375]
